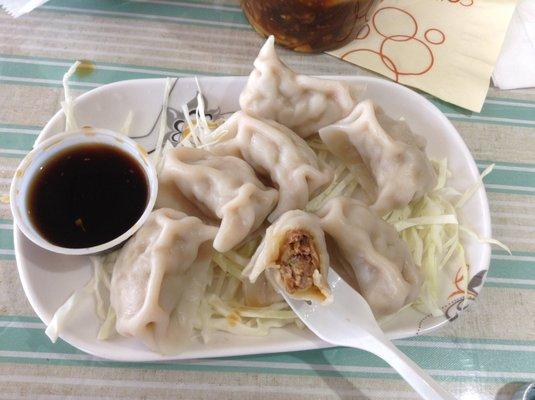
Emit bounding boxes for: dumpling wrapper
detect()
[209,111,332,221]
[158,147,278,252]
[242,210,331,303]
[239,35,363,138]
[319,99,436,216]
[155,176,208,220]
[317,197,422,316]
[110,208,218,354]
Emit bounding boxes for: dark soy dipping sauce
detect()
[27,143,148,248]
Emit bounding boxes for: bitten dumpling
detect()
[158,147,278,252]
[239,35,362,138]
[242,210,331,303]
[319,100,436,216]
[209,111,332,221]
[317,197,422,316]
[110,208,218,353]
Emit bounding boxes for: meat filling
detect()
[278,229,320,293]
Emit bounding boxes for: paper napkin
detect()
[492,0,535,90]
[0,0,48,17]
[328,0,519,112]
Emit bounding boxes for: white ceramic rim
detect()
[10,128,158,256]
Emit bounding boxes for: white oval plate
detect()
[14,76,491,362]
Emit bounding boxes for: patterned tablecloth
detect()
[0,1,534,399]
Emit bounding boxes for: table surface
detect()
[0,1,534,399]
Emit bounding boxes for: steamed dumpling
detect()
[110,208,218,353]
[319,100,436,216]
[155,176,207,220]
[242,210,331,303]
[239,36,362,138]
[317,197,422,316]
[159,147,278,252]
[209,111,332,221]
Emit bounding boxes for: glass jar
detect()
[241,0,367,53]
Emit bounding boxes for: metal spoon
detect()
[274,269,457,400]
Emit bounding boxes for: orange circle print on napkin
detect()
[448,0,474,6]
[342,6,446,82]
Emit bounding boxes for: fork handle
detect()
[361,336,456,400]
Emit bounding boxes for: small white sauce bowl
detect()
[10,127,158,256]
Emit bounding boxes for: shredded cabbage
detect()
[459,225,511,254]
[154,77,175,172]
[177,79,227,150]
[202,249,300,340]
[394,214,458,232]
[212,253,245,281]
[306,164,357,212]
[120,110,134,136]
[384,172,464,316]
[306,142,507,318]
[196,294,297,340]
[61,60,81,132]
[456,164,494,209]
[384,161,508,316]
[434,158,449,190]
[223,249,251,267]
[236,235,262,259]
